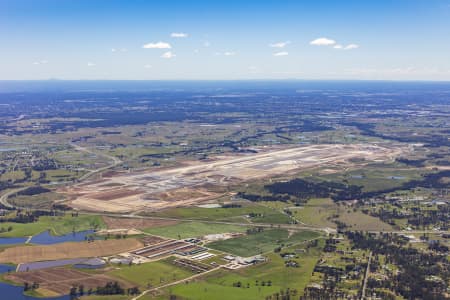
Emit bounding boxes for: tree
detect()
[78,284,84,296]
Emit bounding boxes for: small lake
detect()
[0,237,28,245]
[29,230,95,245]
[0,230,95,246]
[17,258,87,272]
[0,264,70,300]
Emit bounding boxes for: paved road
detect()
[0,143,122,209]
[361,251,372,300]
[0,187,27,208]
[131,266,222,300]
[69,142,122,182]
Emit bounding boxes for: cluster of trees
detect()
[16,186,50,196]
[0,209,63,224]
[237,192,291,203]
[364,203,449,230]
[244,170,450,207]
[346,231,450,299]
[23,282,39,292]
[265,288,299,300]
[221,203,242,208]
[264,178,363,202]
[0,181,19,192]
[31,159,58,171]
[0,226,13,233]
[69,282,140,299]
[343,121,450,147]
[246,227,264,235]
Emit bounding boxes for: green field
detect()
[161,239,324,300]
[143,221,249,239]
[8,192,63,209]
[0,214,104,237]
[208,229,321,256]
[318,164,424,192]
[150,203,291,224]
[292,198,394,231]
[292,198,337,228]
[109,257,194,288]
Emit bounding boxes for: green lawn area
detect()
[150,203,291,224]
[319,164,424,192]
[208,229,321,256]
[161,239,324,300]
[292,198,394,231]
[109,257,194,288]
[143,221,249,239]
[292,198,337,228]
[337,208,394,231]
[0,214,104,237]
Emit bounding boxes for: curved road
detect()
[0,143,122,209]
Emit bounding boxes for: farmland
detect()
[5,268,133,296]
[143,222,249,239]
[110,257,195,288]
[0,239,143,263]
[148,203,291,224]
[207,229,321,256]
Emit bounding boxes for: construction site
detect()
[61,143,402,213]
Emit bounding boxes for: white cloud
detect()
[144,64,152,68]
[171,32,188,38]
[161,51,176,59]
[32,60,48,65]
[142,41,172,49]
[203,41,211,47]
[333,44,359,50]
[270,41,290,48]
[311,38,359,50]
[344,44,359,50]
[224,51,236,56]
[112,48,127,52]
[310,37,336,46]
[87,62,96,67]
[273,51,288,56]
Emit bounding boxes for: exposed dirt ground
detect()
[62,144,404,213]
[6,268,133,295]
[0,239,143,264]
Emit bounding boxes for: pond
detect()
[0,237,28,245]
[29,230,95,245]
[0,264,70,300]
[0,230,95,246]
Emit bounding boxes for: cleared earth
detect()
[63,144,402,213]
[0,239,143,264]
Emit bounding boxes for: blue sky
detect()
[1,0,450,80]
